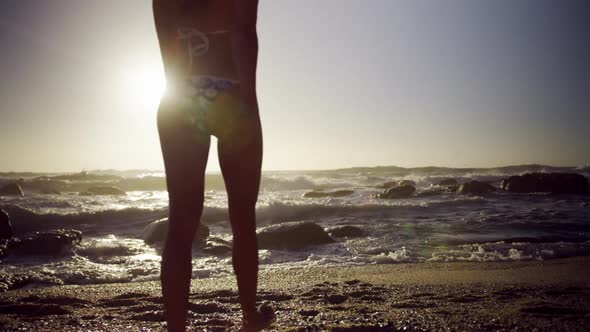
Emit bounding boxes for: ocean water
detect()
[1,165,589,290]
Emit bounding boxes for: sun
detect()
[123,61,166,112]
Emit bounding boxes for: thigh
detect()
[217,109,263,206]
[158,98,210,201]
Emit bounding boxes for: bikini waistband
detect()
[167,75,239,86]
[188,74,239,84]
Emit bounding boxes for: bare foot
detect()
[239,304,275,331]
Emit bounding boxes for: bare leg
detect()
[217,107,263,318]
[158,98,210,332]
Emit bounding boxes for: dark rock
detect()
[257,221,334,250]
[501,172,589,194]
[436,178,459,186]
[0,210,12,240]
[375,181,399,189]
[201,237,232,255]
[141,218,209,245]
[376,180,416,189]
[86,186,126,196]
[416,188,446,197]
[325,225,364,238]
[52,171,121,182]
[398,180,416,187]
[26,179,67,194]
[78,191,94,196]
[9,229,82,256]
[0,274,32,292]
[0,183,24,196]
[303,190,354,198]
[0,241,8,258]
[458,181,496,195]
[375,185,416,199]
[446,185,460,193]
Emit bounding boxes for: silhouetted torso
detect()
[160,1,237,81]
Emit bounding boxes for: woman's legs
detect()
[158,98,210,332]
[217,109,263,317]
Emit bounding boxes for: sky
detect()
[0,0,588,172]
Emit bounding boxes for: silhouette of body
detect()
[153,1,268,331]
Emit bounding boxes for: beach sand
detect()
[1,257,589,331]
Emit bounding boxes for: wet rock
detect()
[375,185,416,199]
[9,229,82,256]
[325,225,364,238]
[446,185,460,193]
[416,188,446,198]
[26,178,67,194]
[0,183,24,196]
[201,237,232,255]
[436,178,459,186]
[375,181,399,189]
[86,186,126,196]
[257,221,334,250]
[376,180,416,189]
[141,218,209,245]
[458,181,496,195]
[0,242,8,258]
[0,274,31,292]
[398,180,417,187]
[0,210,13,240]
[501,172,589,194]
[303,190,354,198]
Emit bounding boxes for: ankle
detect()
[242,305,258,318]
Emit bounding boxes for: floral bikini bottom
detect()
[169,75,240,137]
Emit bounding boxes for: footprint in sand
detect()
[0,303,72,316]
[521,305,587,316]
[130,311,165,322]
[99,298,139,308]
[188,302,230,314]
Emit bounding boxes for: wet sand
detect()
[1,257,589,331]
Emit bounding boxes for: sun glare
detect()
[123,62,166,111]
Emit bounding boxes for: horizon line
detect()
[0,163,588,175]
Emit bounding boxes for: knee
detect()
[167,196,205,239]
[231,219,257,243]
[227,192,257,212]
[169,193,205,215]
[232,231,257,246]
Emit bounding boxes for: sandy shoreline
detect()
[1,257,590,331]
